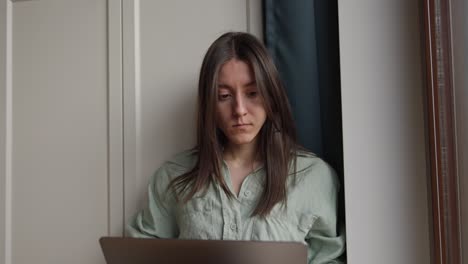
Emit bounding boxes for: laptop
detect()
[100,237,307,264]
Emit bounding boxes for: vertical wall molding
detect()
[122,0,141,230]
[246,0,250,33]
[107,0,125,236]
[0,1,12,264]
[247,0,263,40]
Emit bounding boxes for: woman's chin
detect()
[226,135,257,146]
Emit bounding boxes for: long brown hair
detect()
[169,32,299,217]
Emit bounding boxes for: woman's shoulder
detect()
[293,150,340,190]
[153,148,198,181]
[294,150,330,173]
[165,148,198,169]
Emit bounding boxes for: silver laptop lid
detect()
[100,237,307,264]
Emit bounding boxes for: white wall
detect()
[1,1,109,264]
[452,0,468,262]
[0,0,262,263]
[1,0,437,263]
[0,1,10,263]
[338,1,431,263]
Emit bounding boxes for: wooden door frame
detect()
[422,0,462,263]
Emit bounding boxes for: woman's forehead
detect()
[217,59,255,84]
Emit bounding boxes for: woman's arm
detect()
[126,166,178,238]
[302,159,346,264]
[305,219,346,263]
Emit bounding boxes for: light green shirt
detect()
[127,149,345,264]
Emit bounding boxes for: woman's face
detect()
[215,59,267,147]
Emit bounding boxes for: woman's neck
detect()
[223,141,259,168]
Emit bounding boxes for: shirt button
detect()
[244,190,251,197]
[230,223,237,231]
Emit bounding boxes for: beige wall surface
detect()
[0,1,9,263]
[338,1,431,263]
[0,0,262,264]
[2,0,109,264]
[1,0,440,263]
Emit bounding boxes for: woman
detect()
[127,32,345,263]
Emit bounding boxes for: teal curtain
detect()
[263,0,343,179]
[264,2,345,256]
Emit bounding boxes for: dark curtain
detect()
[263,0,343,177]
[263,0,345,257]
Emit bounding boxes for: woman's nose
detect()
[233,96,247,116]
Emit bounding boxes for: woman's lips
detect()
[233,123,251,127]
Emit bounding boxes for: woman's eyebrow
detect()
[217,81,256,89]
[244,81,256,87]
[217,83,232,89]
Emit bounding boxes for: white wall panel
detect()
[107,0,124,237]
[0,1,12,264]
[339,1,430,263]
[247,0,263,41]
[9,1,109,263]
[0,0,442,262]
[0,0,262,263]
[123,0,262,223]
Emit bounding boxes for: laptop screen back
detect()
[100,237,307,264]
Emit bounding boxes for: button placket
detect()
[220,162,239,239]
[221,190,241,239]
[230,223,237,231]
[217,176,231,239]
[234,200,243,239]
[238,176,254,205]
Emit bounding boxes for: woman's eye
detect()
[247,91,258,98]
[218,94,231,100]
